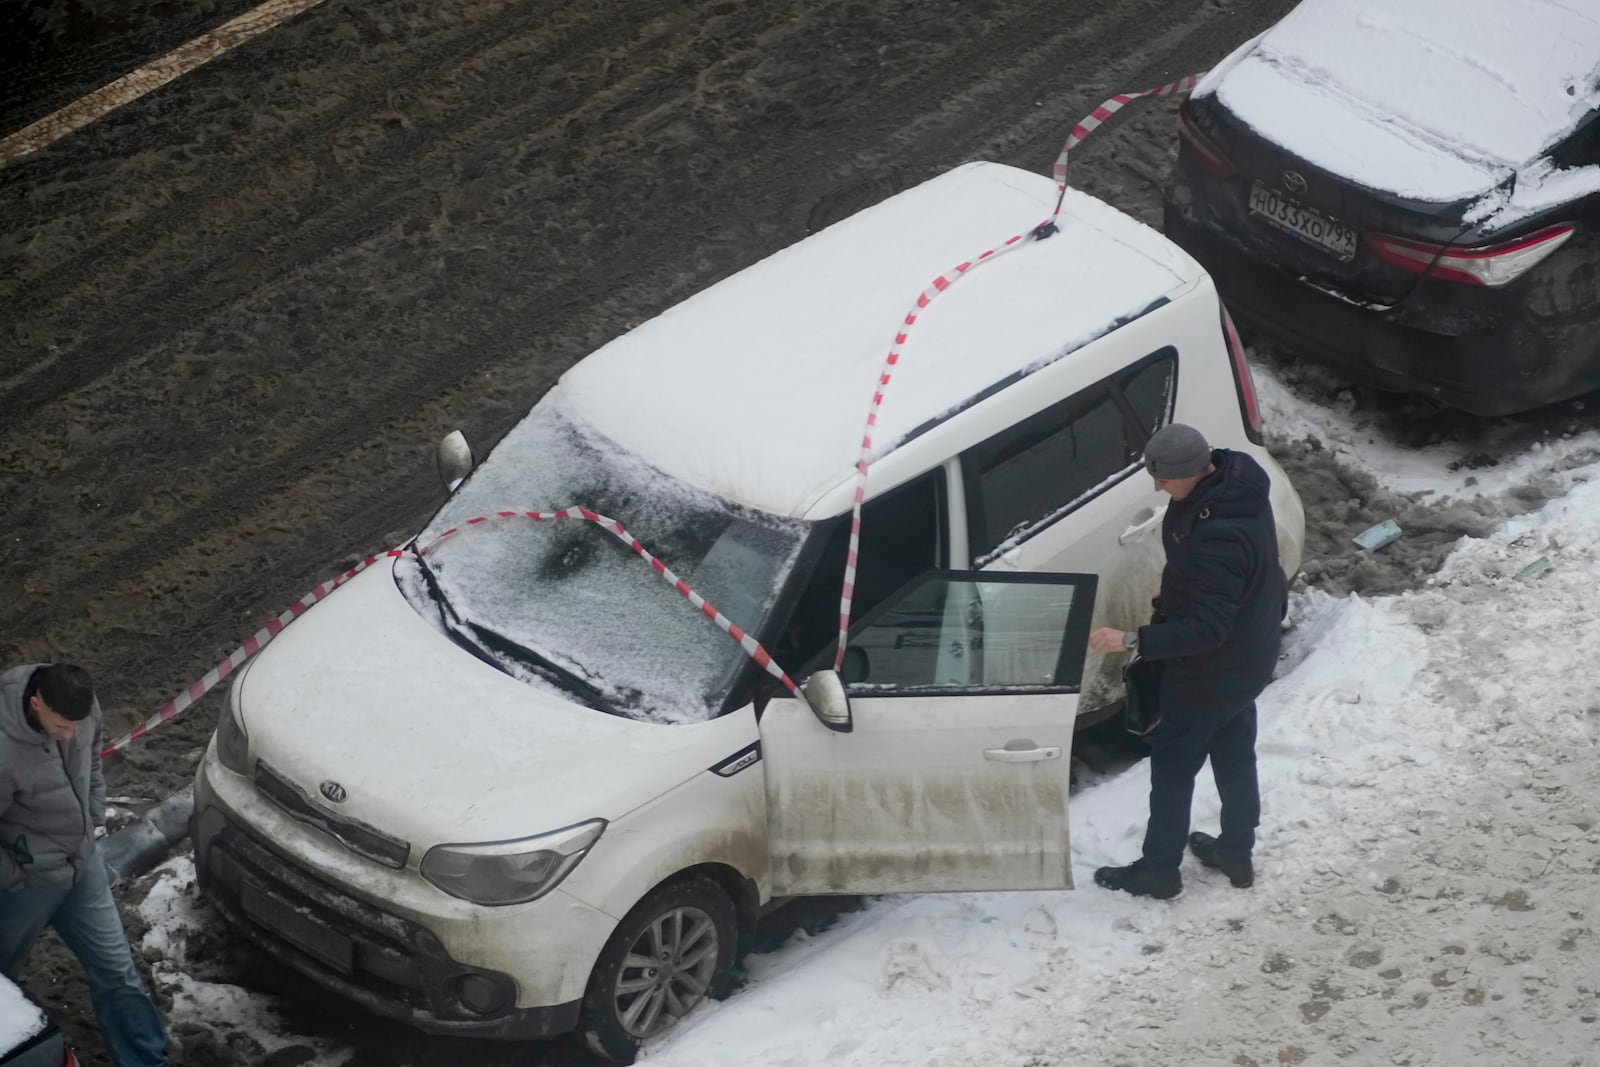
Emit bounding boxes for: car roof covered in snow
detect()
[550,161,1197,518]
[1201,0,1600,203]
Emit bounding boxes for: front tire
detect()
[580,874,738,1063]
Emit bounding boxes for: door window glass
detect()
[841,572,1095,693]
[773,469,947,675]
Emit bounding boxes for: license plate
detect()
[241,880,356,975]
[1248,183,1357,260]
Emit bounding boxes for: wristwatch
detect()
[1122,629,1140,653]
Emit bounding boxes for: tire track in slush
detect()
[0,0,337,166]
[0,1,683,403]
[0,0,672,391]
[781,0,1223,227]
[0,13,726,529]
[0,0,264,136]
[0,0,575,315]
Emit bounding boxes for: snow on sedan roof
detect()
[553,162,1195,518]
[1205,0,1600,202]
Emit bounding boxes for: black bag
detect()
[1122,655,1163,736]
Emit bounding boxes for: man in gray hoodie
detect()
[0,662,168,1067]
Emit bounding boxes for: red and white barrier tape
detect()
[831,229,1045,670]
[1050,74,1200,217]
[102,509,796,758]
[102,549,406,758]
[107,74,1201,757]
[831,72,1201,669]
[421,509,797,697]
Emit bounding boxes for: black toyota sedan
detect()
[1163,0,1600,416]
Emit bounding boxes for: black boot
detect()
[1188,831,1254,888]
[1093,858,1181,899]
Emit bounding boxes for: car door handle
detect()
[983,744,1062,763]
[1118,505,1166,545]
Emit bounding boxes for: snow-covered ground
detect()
[132,358,1600,1065]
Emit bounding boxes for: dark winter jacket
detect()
[1135,449,1286,716]
[0,664,107,893]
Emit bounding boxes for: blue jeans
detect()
[0,846,168,1067]
[1141,701,1260,873]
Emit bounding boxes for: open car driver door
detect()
[760,570,1097,896]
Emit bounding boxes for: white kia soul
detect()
[192,161,1305,1060]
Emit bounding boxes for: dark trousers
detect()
[1141,701,1260,873]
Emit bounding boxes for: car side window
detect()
[769,468,948,679]
[961,348,1176,564]
[1118,348,1179,441]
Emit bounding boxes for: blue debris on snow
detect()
[1353,519,1402,551]
[1514,557,1555,582]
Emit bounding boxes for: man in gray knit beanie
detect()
[1141,423,1215,486]
[1087,423,1286,899]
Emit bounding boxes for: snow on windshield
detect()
[397,399,809,723]
[1207,0,1600,201]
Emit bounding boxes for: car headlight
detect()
[421,820,605,906]
[215,670,252,776]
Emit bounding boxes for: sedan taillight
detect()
[1366,225,1575,287]
[1177,103,1235,178]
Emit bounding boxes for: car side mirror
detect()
[801,669,853,733]
[436,430,474,492]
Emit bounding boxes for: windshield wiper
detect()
[409,543,459,625]
[408,546,620,712]
[465,621,622,716]
[407,545,514,675]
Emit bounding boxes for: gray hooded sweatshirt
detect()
[0,664,106,893]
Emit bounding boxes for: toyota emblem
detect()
[1281,169,1309,195]
[319,780,348,804]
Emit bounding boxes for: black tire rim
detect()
[613,904,720,1038]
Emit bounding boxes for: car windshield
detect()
[395,400,810,723]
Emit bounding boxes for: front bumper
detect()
[1163,190,1600,416]
[191,749,613,1040]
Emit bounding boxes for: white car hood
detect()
[237,560,712,851]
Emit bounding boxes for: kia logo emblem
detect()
[1282,169,1308,195]
[319,780,348,804]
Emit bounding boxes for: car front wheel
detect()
[580,874,738,1063]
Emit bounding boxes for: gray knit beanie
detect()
[1143,423,1213,479]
